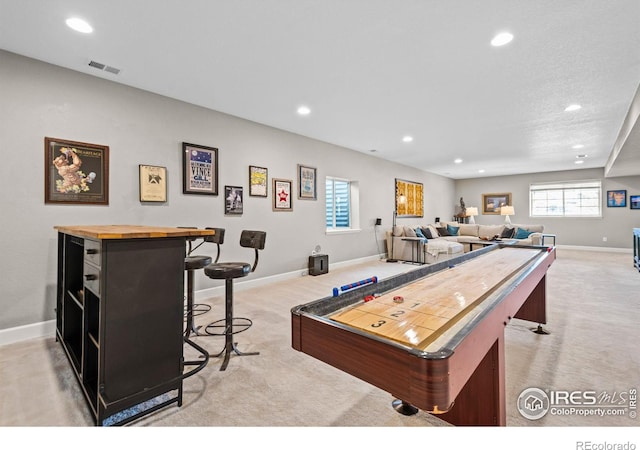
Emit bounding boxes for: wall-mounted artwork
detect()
[607,190,626,207]
[298,164,317,200]
[224,185,243,215]
[630,195,640,210]
[44,137,109,205]
[249,165,268,197]
[139,165,167,202]
[482,193,512,214]
[395,178,423,217]
[182,142,218,195]
[273,178,293,211]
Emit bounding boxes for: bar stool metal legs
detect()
[205,278,259,371]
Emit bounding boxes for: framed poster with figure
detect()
[139,165,167,202]
[273,178,293,211]
[606,190,626,207]
[182,142,218,195]
[45,137,109,205]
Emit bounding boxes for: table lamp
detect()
[500,205,514,224]
[466,206,478,224]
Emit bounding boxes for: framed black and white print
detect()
[298,164,317,200]
[249,165,268,197]
[224,185,243,215]
[182,142,218,195]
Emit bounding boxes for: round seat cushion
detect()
[185,255,212,271]
[204,262,251,280]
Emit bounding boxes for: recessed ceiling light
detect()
[565,104,581,112]
[297,105,311,116]
[574,160,584,164]
[491,32,513,47]
[66,17,93,33]
[572,144,585,149]
[402,136,413,143]
[454,158,463,164]
[478,169,485,173]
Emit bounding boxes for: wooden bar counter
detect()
[54,225,214,426]
[291,244,556,426]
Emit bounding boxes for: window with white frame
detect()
[326,176,360,231]
[530,180,602,217]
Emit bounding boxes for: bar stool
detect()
[182,227,225,337]
[203,230,266,371]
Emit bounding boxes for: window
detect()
[326,177,360,232]
[530,180,601,217]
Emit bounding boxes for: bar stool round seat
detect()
[204,262,253,337]
[186,255,212,271]
[204,262,250,279]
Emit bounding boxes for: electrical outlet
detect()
[602,237,607,242]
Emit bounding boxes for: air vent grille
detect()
[88,60,121,75]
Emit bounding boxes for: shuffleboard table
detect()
[291,243,556,426]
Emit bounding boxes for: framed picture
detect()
[273,178,293,211]
[139,165,167,202]
[224,185,243,215]
[298,164,317,200]
[395,178,423,217]
[630,195,640,210]
[482,193,512,214]
[249,165,268,197]
[44,137,109,205]
[607,190,627,207]
[182,142,218,195]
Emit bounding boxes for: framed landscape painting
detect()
[482,193,512,214]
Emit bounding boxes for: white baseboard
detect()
[0,320,56,347]
[555,244,632,253]
[0,254,385,347]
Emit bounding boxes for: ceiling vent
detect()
[88,60,121,75]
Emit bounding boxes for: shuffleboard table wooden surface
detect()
[291,244,556,426]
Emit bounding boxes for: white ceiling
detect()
[1,0,639,179]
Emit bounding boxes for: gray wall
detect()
[455,168,640,249]
[0,50,455,331]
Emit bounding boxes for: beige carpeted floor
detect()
[1,248,638,433]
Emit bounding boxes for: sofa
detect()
[385,221,545,263]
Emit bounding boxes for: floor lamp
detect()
[387,194,406,263]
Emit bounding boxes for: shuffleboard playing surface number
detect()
[329,247,541,349]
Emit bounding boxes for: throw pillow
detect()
[500,227,515,239]
[415,227,428,241]
[421,227,434,239]
[403,226,417,237]
[514,228,533,239]
[446,224,460,236]
[427,225,440,238]
[436,226,451,236]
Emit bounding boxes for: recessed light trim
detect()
[66,17,93,33]
[491,32,513,47]
[565,104,581,112]
[402,136,413,143]
[297,105,311,116]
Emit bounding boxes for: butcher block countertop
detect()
[54,225,215,240]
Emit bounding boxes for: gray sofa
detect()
[385,222,545,263]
